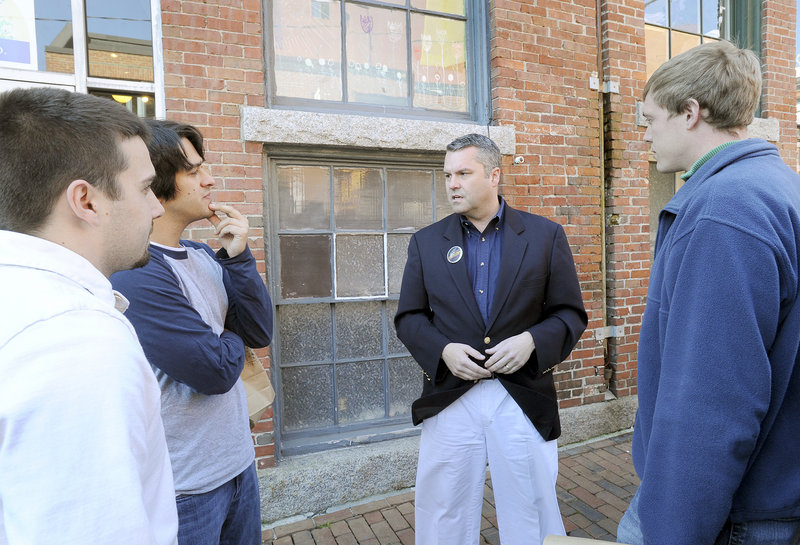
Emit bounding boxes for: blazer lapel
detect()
[442,215,485,329]
[486,207,527,331]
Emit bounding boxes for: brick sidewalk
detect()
[262,431,638,544]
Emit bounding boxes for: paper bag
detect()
[241,347,275,428]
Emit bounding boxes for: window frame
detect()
[263,0,490,124]
[0,0,165,118]
[263,146,450,456]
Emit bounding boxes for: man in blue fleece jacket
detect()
[112,121,273,545]
[617,40,800,545]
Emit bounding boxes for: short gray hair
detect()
[446,133,501,175]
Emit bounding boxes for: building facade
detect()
[2,0,797,521]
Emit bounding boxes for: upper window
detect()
[0,0,162,117]
[645,0,726,79]
[268,0,489,122]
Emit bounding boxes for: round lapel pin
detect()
[447,245,463,264]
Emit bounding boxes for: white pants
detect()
[415,379,564,545]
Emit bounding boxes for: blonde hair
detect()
[643,40,761,130]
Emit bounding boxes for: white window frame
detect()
[0,0,165,118]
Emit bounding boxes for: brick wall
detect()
[762,0,799,169]
[160,0,276,468]
[600,0,649,399]
[156,0,798,468]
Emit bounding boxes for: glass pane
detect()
[411,0,466,16]
[280,235,332,299]
[334,167,383,229]
[645,25,669,80]
[670,0,700,33]
[272,0,343,101]
[335,234,385,297]
[671,30,701,57]
[702,0,721,37]
[388,234,411,296]
[334,301,382,359]
[345,4,408,106]
[385,300,407,354]
[336,360,384,424]
[435,169,451,220]
[645,0,668,26]
[86,0,153,82]
[278,166,331,230]
[282,364,334,431]
[411,13,467,112]
[387,169,434,230]
[90,90,155,118]
[277,303,332,363]
[0,0,72,73]
[388,356,420,417]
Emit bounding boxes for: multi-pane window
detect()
[272,159,450,453]
[645,0,726,78]
[645,0,728,247]
[0,0,162,117]
[268,0,488,121]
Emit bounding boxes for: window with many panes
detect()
[645,0,728,248]
[270,156,452,454]
[0,0,162,117]
[267,0,488,122]
[644,0,726,79]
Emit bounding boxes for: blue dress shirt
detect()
[461,199,505,324]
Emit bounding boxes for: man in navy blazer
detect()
[395,133,586,545]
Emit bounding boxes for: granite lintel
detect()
[241,107,517,155]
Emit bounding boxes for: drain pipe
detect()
[595,0,612,393]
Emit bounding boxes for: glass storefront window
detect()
[0,0,161,118]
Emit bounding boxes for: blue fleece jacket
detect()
[633,139,800,545]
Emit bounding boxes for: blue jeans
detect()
[617,488,800,545]
[176,464,261,545]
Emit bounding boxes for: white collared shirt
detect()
[0,231,178,545]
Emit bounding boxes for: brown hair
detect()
[0,87,149,233]
[643,40,761,130]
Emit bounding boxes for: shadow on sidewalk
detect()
[263,431,637,544]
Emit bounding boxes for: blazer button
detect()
[484,336,491,345]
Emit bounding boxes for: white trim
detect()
[70,0,88,93]
[87,77,155,93]
[151,0,166,119]
[0,68,75,87]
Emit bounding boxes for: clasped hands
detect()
[441,332,535,381]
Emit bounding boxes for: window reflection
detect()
[270,0,468,113]
[645,0,668,26]
[90,90,156,117]
[411,13,467,112]
[345,3,408,106]
[0,0,154,81]
[86,0,153,81]
[670,0,700,33]
[0,0,72,73]
[273,0,343,101]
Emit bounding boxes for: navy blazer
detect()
[394,204,587,441]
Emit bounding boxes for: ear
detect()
[684,98,702,129]
[489,166,501,188]
[65,180,103,227]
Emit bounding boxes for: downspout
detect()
[595,0,612,393]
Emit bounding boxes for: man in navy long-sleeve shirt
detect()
[112,121,272,545]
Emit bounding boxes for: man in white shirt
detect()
[0,87,178,545]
